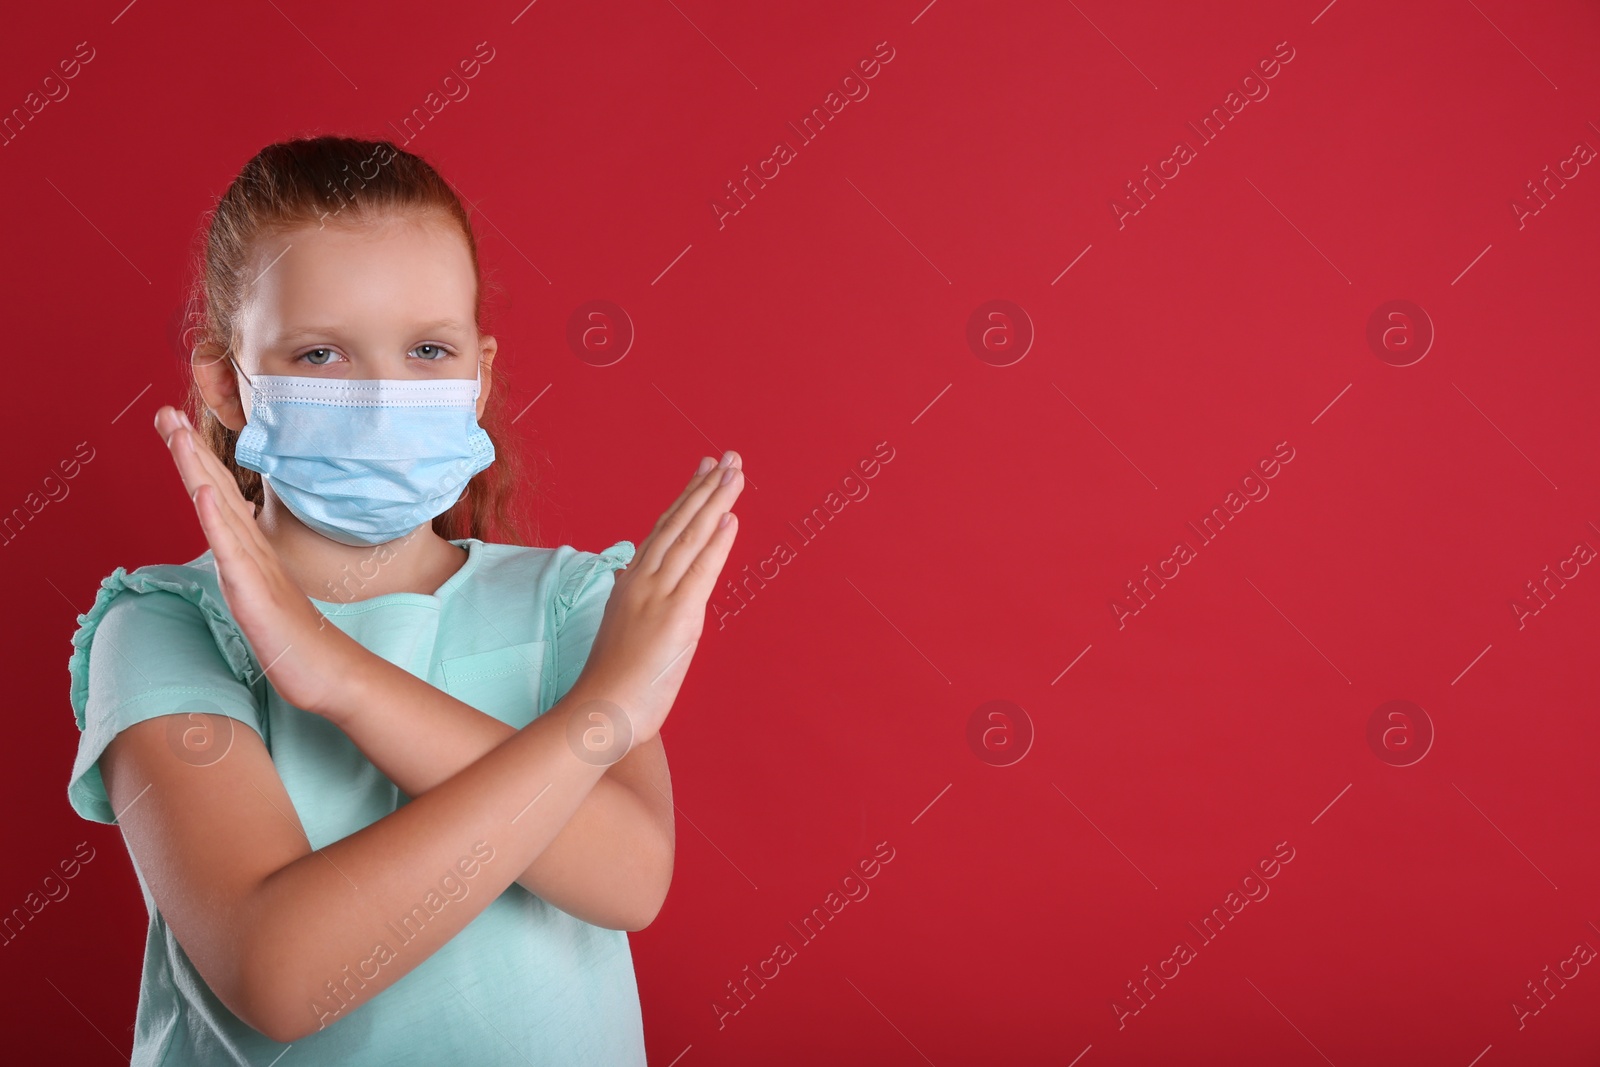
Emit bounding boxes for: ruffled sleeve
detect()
[66,561,267,824]
[551,540,635,705]
[69,563,263,728]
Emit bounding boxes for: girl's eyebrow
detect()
[273,320,471,344]
[410,319,472,335]
[274,325,347,345]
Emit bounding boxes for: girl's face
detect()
[225,210,495,421]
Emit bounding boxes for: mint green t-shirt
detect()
[65,537,647,1066]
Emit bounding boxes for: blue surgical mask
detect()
[230,357,495,546]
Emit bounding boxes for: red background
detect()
[4,1,1599,1064]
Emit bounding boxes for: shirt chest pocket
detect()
[437,640,549,727]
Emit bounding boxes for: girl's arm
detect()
[103,673,619,1044]
[323,679,676,931]
[318,470,743,929]
[109,408,740,1043]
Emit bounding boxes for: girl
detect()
[64,135,743,1064]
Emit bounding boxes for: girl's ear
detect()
[476,336,497,420]
[192,342,247,432]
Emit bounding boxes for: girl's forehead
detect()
[251,212,469,281]
[241,215,476,335]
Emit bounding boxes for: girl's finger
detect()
[636,452,741,576]
[159,410,238,522]
[158,409,276,573]
[187,425,259,526]
[186,422,265,531]
[162,408,260,530]
[181,425,273,559]
[161,413,274,576]
[194,482,259,589]
[160,414,209,500]
[196,483,296,671]
[654,465,744,590]
[674,508,739,605]
[197,458,275,576]
[635,456,726,561]
[644,460,701,528]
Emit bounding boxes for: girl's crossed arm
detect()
[322,661,677,932]
[316,460,752,930]
[98,408,741,1043]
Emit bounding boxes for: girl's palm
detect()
[576,454,744,747]
[154,406,357,716]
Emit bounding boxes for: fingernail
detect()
[696,457,714,476]
[179,410,193,430]
[717,450,734,468]
[185,428,197,454]
[720,464,736,486]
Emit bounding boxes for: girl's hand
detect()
[572,451,744,751]
[154,405,367,718]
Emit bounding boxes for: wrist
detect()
[554,680,650,765]
[305,629,385,728]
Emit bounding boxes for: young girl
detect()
[64,135,743,1064]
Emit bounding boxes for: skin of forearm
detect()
[239,662,621,1043]
[320,671,672,930]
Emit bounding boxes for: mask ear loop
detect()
[228,353,255,390]
[223,353,270,522]
[227,354,260,432]
[468,355,488,412]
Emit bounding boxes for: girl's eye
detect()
[412,344,451,360]
[300,349,342,366]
